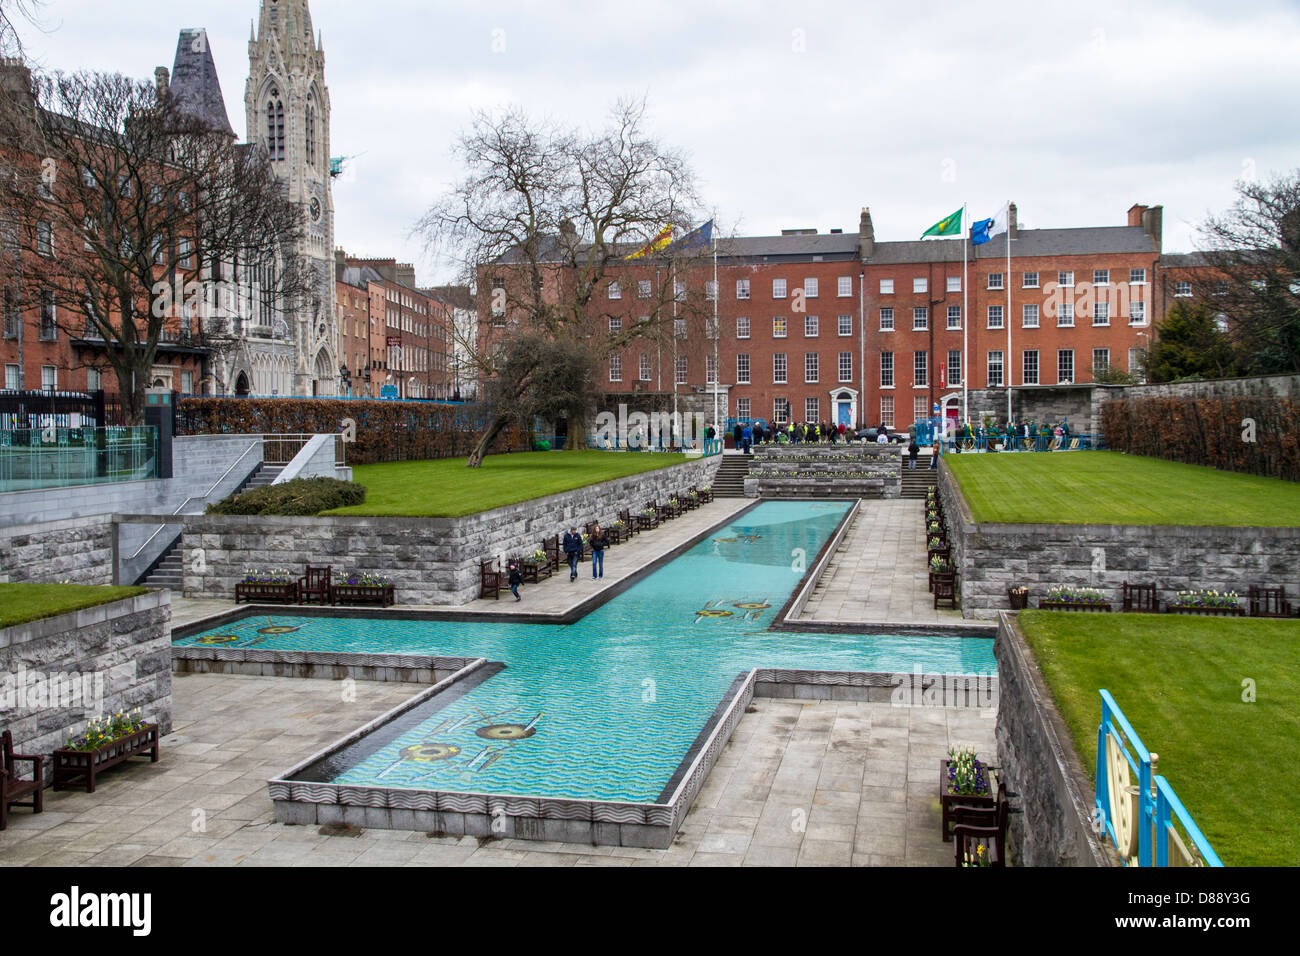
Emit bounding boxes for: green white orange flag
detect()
[920,208,963,239]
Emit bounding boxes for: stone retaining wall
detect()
[937,460,1300,620]
[0,516,114,585]
[181,455,721,606]
[994,612,1115,867]
[0,590,173,766]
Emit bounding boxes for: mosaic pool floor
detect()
[175,501,996,803]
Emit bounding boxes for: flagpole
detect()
[962,202,968,424]
[712,231,719,438]
[1005,200,1012,427]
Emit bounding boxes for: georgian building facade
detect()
[479,202,1176,432]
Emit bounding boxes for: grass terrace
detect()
[945,451,1300,526]
[0,583,149,630]
[1018,610,1300,866]
[324,450,689,518]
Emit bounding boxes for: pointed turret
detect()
[169,28,235,137]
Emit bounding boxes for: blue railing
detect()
[937,433,1105,454]
[1095,690,1222,867]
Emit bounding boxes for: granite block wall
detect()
[937,460,1300,620]
[0,590,173,768]
[0,516,115,585]
[994,612,1114,867]
[181,455,722,606]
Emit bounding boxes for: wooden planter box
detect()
[941,758,994,842]
[1167,605,1245,616]
[520,560,552,583]
[235,581,299,604]
[53,724,159,794]
[333,584,395,607]
[1008,589,1030,610]
[1038,600,1111,612]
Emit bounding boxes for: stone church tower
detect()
[245,0,337,395]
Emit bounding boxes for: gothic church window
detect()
[266,89,285,161]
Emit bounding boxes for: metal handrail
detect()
[1095,689,1221,867]
[128,439,260,560]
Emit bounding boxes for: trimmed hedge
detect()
[1101,396,1300,481]
[177,398,525,465]
[206,477,367,516]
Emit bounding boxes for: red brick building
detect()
[478,201,1176,432]
[335,253,451,399]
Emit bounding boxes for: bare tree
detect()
[1199,170,1300,374]
[0,68,309,422]
[0,0,44,60]
[416,98,705,467]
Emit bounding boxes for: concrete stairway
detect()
[141,537,183,591]
[899,457,937,499]
[712,454,751,498]
[246,464,284,489]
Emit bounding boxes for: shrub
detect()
[206,477,367,516]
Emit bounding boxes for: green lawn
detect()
[324,450,691,518]
[1018,610,1300,866]
[0,583,148,629]
[946,451,1300,525]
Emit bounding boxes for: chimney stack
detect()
[154,66,170,99]
[396,263,417,289]
[1127,203,1148,228]
[1008,202,1018,239]
[1141,205,1163,253]
[858,207,875,260]
[0,57,36,119]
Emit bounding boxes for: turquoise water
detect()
[176,500,995,802]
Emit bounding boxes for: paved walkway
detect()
[798,499,965,628]
[0,673,993,867]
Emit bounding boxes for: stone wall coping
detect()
[0,588,170,648]
[0,514,114,536]
[997,610,1117,867]
[170,456,709,532]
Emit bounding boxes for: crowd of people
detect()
[730,420,901,453]
[942,417,1077,450]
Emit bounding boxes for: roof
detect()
[494,223,1161,268]
[169,29,235,137]
[339,265,386,288]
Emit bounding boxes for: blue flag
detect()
[970,218,994,245]
[666,219,714,254]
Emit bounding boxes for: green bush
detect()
[532,439,551,451]
[206,477,367,516]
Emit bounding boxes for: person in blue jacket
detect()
[562,525,583,581]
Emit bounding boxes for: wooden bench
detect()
[1,730,43,830]
[1248,585,1292,618]
[952,779,1009,867]
[299,565,333,605]
[693,485,713,504]
[1122,581,1159,613]
[618,508,640,536]
[480,559,505,600]
[933,572,958,609]
[542,535,560,572]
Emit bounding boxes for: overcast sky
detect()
[17,0,1300,284]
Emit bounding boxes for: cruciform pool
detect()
[174,500,996,843]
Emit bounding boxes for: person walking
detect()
[507,559,523,601]
[908,436,919,469]
[590,522,609,579]
[742,423,753,455]
[562,525,583,581]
